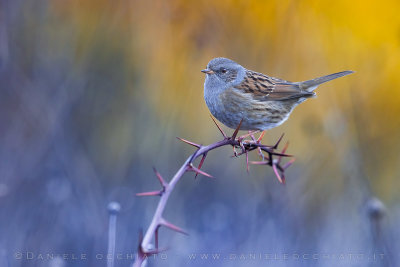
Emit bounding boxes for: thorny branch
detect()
[133,116,294,266]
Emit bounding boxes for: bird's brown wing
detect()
[234,70,314,101]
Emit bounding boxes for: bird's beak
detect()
[201,69,214,74]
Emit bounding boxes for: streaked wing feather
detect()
[234,70,314,101]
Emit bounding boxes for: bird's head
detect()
[202,57,246,91]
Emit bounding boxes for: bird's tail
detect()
[298,70,354,92]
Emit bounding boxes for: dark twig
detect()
[133,116,293,266]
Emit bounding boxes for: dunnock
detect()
[202,57,353,131]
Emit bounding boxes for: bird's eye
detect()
[220,68,227,74]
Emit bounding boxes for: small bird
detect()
[202,57,353,131]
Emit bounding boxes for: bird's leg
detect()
[257,148,265,161]
[253,131,266,161]
[231,119,244,157]
[239,137,246,154]
[233,136,246,157]
[232,145,239,157]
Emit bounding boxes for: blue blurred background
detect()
[1,0,399,266]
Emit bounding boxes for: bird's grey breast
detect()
[204,69,246,120]
[204,74,226,120]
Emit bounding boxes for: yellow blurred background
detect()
[50,0,400,197]
[1,0,399,266]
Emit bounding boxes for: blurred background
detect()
[1,0,399,266]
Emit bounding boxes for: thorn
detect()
[239,130,259,140]
[277,142,290,164]
[160,218,188,235]
[272,133,285,149]
[188,164,213,178]
[195,153,207,179]
[271,151,293,157]
[210,115,227,138]
[257,131,266,143]
[283,158,296,170]
[176,137,201,148]
[153,167,167,186]
[260,147,292,157]
[281,142,289,154]
[250,160,269,165]
[272,164,284,184]
[281,174,286,184]
[231,119,243,140]
[136,191,162,197]
[136,169,168,197]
